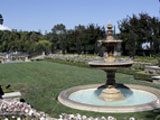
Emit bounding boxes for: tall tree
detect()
[74,25,86,54]
[51,24,67,54]
[118,13,160,57]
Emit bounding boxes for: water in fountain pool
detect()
[69,88,157,106]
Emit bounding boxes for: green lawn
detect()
[0,61,160,120]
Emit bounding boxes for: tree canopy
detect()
[0,13,159,57]
[118,13,160,57]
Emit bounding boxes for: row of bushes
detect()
[134,71,153,82]
[117,68,138,75]
[44,58,89,68]
[43,58,155,82]
[117,68,153,82]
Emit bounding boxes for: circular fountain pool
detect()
[69,88,157,106]
[58,84,160,113]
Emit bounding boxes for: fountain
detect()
[58,24,160,113]
[88,24,133,102]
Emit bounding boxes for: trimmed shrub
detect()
[117,68,138,75]
[44,58,89,68]
[134,71,153,82]
[44,58,156,82]
[155,114,160,120]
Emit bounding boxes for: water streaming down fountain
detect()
[58,24,160,113]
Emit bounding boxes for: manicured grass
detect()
[0,61,160,120]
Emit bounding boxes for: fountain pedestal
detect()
[99,70,124,102]
[100,86,125,102]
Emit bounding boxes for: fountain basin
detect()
[88,59,133,68]
[58,84,160,113]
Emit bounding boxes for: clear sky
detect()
[1,0,160,33]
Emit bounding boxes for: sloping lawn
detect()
[0,61,160,120]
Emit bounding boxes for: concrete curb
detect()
[2,92,21,102]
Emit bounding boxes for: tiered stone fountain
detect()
[88,24,133,102]
[58,24,160,113]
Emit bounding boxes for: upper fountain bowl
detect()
[98,39,122,48]
[88,23,133,69]
[88,58,133,69]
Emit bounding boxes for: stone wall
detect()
[2,92,21,102]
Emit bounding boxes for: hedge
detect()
[43,58,156,82]
[117,68,138,75]
[133,71,153,82]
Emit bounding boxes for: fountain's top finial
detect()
[107,24,112,29]
[107,24,113,40]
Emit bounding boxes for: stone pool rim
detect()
[58,84,160,113]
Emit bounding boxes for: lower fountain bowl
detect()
[58,84,160,113]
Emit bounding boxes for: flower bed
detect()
[0,100,47,120]
[58,113,116,120]
[0,99,137,120]
[58,113,136,120]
